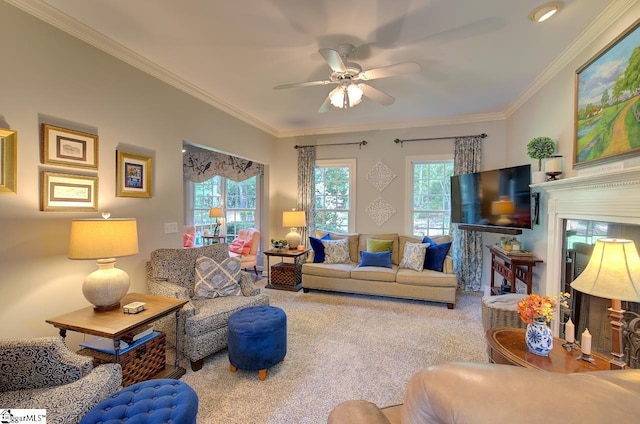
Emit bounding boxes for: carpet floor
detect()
[178,281,489,423]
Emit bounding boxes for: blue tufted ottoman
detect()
[79,379,198,424]
[228,305,287,381]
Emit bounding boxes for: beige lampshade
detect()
[491,196,515,215]
[283,210,306,228]
[209,207,224,218]
[570,238,640,302]
[69,218,139,259]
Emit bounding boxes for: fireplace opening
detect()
[561,219,640,364]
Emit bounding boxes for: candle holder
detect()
[545,171,562,181]
[577,352,597,365]
[562,341,576,352]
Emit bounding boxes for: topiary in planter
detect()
[526,136,556,171]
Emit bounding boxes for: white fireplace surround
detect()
[536,166,640,333]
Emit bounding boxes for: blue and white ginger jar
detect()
[525,319,553,356]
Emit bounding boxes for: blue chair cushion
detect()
[228,305,287,371]
[80,379,198,424]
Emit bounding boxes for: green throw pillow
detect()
[367,238,394,253]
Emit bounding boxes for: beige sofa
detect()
[301,232,457,309]
[328,362,640,424]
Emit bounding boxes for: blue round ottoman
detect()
[79,379,198,424]
[228,305,287,381]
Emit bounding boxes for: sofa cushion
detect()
[396,268,457,287]
[399,242,429,272]
[422,237,453,272]
[359,234,399,264]
[309,234,331,263]
[351,265,397,282]
[316,230,360,263]
[366,238,394,253]
[322,238,351,264]
[358,250,392,268]
[301,262,355,279]
[193,256,242,299]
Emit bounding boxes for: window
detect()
[188,176,259,245]
[315,159,355,233]
[409,157,454,237]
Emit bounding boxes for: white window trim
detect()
[405,154,453,236]
[316,158,356,233]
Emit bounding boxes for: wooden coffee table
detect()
[486,327,610,373]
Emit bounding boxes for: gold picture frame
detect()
[0,128,17,194]
[41,171,98,211]
[116,150,152,198]
[42,124,98,170]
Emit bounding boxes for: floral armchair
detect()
[147,244,269,371]
[0,337,122,424]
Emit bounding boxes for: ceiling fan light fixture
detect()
[329,83,363,109]
[529,1,563,23]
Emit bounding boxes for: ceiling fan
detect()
[273,44,420,113]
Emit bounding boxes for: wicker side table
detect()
[481,294,527,331]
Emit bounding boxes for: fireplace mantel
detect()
[534,166,640,332]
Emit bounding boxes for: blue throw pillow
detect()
[309,234,331,263]
[422,237,452,272]
[358,250,392,269]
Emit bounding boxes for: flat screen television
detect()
[450,164,532,231]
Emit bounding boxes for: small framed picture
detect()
[116,150,152,198]
[41,171,98,211]
[0,128,17,194]
[41,124,98,170]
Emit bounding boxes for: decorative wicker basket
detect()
[481,295,527,331]
[78,332,166,386]
[271,262,300,286]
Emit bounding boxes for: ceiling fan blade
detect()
[318,95,331,113]
[273,79,332,90]
[357,61,420,81]
[360,84,395,106]
[319,48,347,73]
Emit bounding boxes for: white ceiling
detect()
[10,0,622,137]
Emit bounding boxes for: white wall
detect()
[506,2,640,293]
[0,3,276,346]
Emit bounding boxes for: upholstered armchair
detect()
[147,244,269,371]
[0,337,122,424]
[228,228,261,276]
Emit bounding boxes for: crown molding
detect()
[5,0,280,137]
[505,0,638,117]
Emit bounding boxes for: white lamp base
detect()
[285,228,302,250]
[82,258,130,311]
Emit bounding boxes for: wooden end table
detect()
[46,293,188,380]
[487,244,543,295]
[263,248,309,291]
[486,327,610,373]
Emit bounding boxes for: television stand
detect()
[487,245,542,295]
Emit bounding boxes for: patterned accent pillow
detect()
[183,233,195,248]
[321,238,351,264]
[193,256,242,299]
[229,238,251,255]
[399,242,429,272]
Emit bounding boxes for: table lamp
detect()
[491,196,515,226]
[209,207,224,236]
[283,210,306,249]
[570,238,640,369]
[69,217,139,311]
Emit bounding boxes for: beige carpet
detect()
[178,281,488,423]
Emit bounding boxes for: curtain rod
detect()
[394,133,487,147]
[294,140,367,149]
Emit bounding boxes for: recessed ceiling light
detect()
[529,1,564,23]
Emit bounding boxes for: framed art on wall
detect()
[0,128,17,194]
[41,171,98,211]
[574,19,640,168]
[41,124,98,170]
[116,150,152,198]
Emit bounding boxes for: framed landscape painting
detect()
[574,19,640,168]
[41,171,98,211]
[41,124,98,170]
[116,150,152,198]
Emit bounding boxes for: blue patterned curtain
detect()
[452,136,483,291]
[297,147,316,247]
